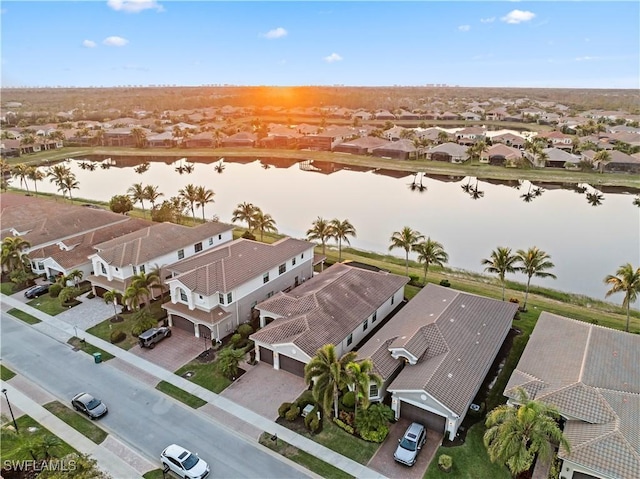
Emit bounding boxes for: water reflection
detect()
[408,172,428,193]
[520,184,545,203]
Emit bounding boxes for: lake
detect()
[35,155,640,303]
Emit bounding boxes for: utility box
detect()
[93,352,102,364]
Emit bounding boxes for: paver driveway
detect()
[129,327,205,372]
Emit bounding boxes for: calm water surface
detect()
[37,156,640,302]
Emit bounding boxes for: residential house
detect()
[397,110,421,121]
[184,132,216,148]
[491,132,526,150]
[0,139,21,158]
[357,284,518,440]
[352,110,373,121]
[375,110,396,121]
[486,108,507,121]
[591,149,640,173]
[426,143,469,163]
[537,131,574,150]
[333,136,392,155]
[455,127,487,145]
[371,139,418,160]
[460,112,482,122]
[438,112,459,121]
[542,148,581,169]
[162,237,316,341]
[250,262,408,377]
[220,132,257,148]
[504,312,639,479]
[88,222,234,298]
[146,131,176,148]
[103,127,138,147]
[480,144,523,166]
[383,126,407,142]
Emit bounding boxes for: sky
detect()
[1,1,639,89]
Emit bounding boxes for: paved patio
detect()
[221,362,307,420]
[129,327,205,372]
[367,417,443,479]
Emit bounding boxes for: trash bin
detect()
[93,352,102,364]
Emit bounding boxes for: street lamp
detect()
[2,388,19,432]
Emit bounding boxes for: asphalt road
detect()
[1,312,310,479]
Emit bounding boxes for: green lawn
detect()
[27,293,68,316]
[258,432,354,479]
[43,401,108,444]
[424,423,510,479]
[1,364,16,381]
[142,469,165,479]
[0,415,77,461]
[155,380,207,408]
[174,358,232,394]
[7,308,41,324]
[1,282,16,295]
[67,337,115,362]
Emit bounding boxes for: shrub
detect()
[110,330,126,344]
[278,402,292,418]
[237,323,253,338]
[359,425,389,443]
[438,454,453,473]
[509,297,520,304]
[296,390,315,409]
[339,410,355,426]
[231,333,243,348]
[241,231,256,240]
[309,416,321,433]
[333,418,354,435]
[409,274,421,286]
[285,406,300,422]
[341,391,355,409]
[49,283,62,298]
[439,279,451,287]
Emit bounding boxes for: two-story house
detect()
[162,237,316,341]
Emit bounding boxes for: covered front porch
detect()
[162,301,233,341]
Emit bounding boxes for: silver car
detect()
[394,422,427,466]
[71,392,108,420]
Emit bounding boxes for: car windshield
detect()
[86,398,101,410]
[181,453,199,470]
[399,436,417,451]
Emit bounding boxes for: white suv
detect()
[161,444,210,479]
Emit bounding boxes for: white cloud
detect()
[480,17,495,23]
[103,36,129,46]
[82,40,97,48]
[263,27,287,39]
[501,10,536,24]
[458,25,471,32]
[107,0,164,13]
[323,53,343,63]
[575,56,599,62]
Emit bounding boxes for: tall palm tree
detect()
[252,209,277,241]
[304,344,357,419]
[68,269,84,288]
[593,150,611,173]
[389,227,424,276]
[481,246,519,301]
[346,359,382,418]
[127,183,147,217]
[330,219,357,262]
[131,127,147,148]
[179,183,199,221]
[604,263,640,332]
[11,163,31,193]
[143,185,164,210]
[131,271,160,303]
[150,264,168,302]
[232,202,257,232]
[46,164,70,197]
[306,217,333,256]
[412,238,449,285]
[1,236,31,273]
[484,387,570,477]
[195,186,215,221]
[516,247,557,311]
[103,289,120,319]
[26,167,45,197]
[60,173,79,202]
[123,283,148,312]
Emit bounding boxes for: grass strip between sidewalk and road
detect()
[7,308,41,325]
[259,432,354,479]
[155,380,207,409]
[1,364,16,381]
[67,337,115,362]
[0,415,77,461]
[142,469,165,479]
[43,401,108,444]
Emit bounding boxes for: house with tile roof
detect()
[371,139,418,160]
[88,221,234,298]
[426,142,469,163]
[162,237,316,341]
[480,144,523,166]
[491,132,526,150]
[333,136,392,155]
[504,312,640,479]
[357,284,518,440]
[250,263,408,377]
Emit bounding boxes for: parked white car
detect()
[161,444,210,479]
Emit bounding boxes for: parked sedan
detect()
[161,444,210,479]
[71,392,108,419]
[24,284,50,299]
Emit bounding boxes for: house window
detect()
[218,234,222,240]
[100,263,107,274]
[194,242,203,253]
[301,253,304,259]
[178,249,185,260]
[198,295,203,300]
[219,293,224,305]
[179,289,188,302]
[363,319,368,331]
[209,237,213,246]
[227,292,232,304]
[279,263,286,275]
[140,265,145,274]
[372,311,377,323]
[267,291,274,298]
[369,384,379,398]
[391,295,394,305]
[263,272,269,283]
[133,265,137,275]
[292,257,296,266]
[347,334,353,346]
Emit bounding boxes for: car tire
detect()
[149,343,155,349]
[166,330,172,337]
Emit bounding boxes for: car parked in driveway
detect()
[138,326,171,349]
[394,422,427,466]
[24,284,50,299]
[71,392,108,419]
[161,444,210,479]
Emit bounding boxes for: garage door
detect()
[94,287,108,298]
[171,315,195,334]
[279,355,306,377]
[400,401,447,434]
[198,324,211,340]
[259,347,273,365]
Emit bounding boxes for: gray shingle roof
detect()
[505,312,640,479]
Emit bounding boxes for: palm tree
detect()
[1,236,31,273]
[515,247,557,311]
[330,219,357,262]
[346,359,381,418]
[195,186,215,221]
[252,209,277,241]
[481,247,519,301]
[131,127,147,148]
[103,289,120,319]
[469,140,488,162]
[437,131,449,144]
[68,269,84,288]
[11,163,31,193]
[179,183,199,221]
[143,185,164,210]
[232,202,257,232]
[123,282,149,312]
[484,387,570,477]
[586,191,604,206]
[412,238,449,285]
[60,173,79,202]
[131,271,160,303]
[389,227,424,276]
[304,344,357,419]
[218,348,246,379]
[593,150,611,173]
[604,263,640,332]
[26,167,45,197]
[306,217,333,256]
[127,183,147,217]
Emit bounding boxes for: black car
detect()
[24,284,50,299]
[71,392,108,419]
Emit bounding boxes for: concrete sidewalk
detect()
[1,294,388,479]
